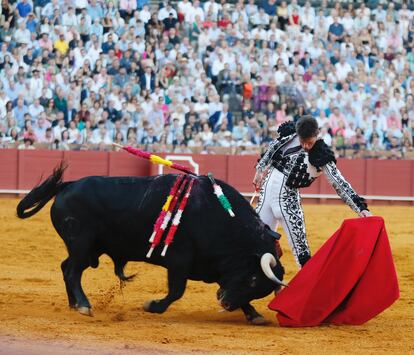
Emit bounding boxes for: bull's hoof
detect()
[78,306,94,317]
[143,300,165,314]
[143,300,153,312]
[248,315,269,325]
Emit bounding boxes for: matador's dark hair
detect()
[295,115,319,139]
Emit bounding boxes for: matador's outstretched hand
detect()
[359,210,372,217]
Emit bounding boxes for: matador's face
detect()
[299,135,318,151]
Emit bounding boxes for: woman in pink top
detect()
[39,32,53,52]
[329,107,347,135]
[386,111,402,131]
[387,30,403,53]
[276,102,288,125]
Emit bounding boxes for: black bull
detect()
[16,164,285,324]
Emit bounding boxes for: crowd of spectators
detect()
[0,0,413,159]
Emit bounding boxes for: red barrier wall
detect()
[0,149,413,205]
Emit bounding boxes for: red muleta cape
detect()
[268,216,399,327]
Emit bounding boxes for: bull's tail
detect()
[16,161,70,219]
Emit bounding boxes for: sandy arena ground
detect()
[0,199,413,354]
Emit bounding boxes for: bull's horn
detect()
[260,253,288,287]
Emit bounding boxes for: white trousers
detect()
[255,167,311,268]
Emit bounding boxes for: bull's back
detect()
[52,176,158,235]
[52,175,173,226]
[50,174,263,270]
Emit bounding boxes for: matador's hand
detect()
[253,171,264,192]
[359,210,372,217]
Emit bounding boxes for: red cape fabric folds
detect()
[268,217,399,327]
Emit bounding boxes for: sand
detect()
[0,199,413,354]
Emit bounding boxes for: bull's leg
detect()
[60,221,97,316]
[144,267,188,314]
[241,303,269,325]
[57,216,95,316]
[61,257,76,309]
[114,259,136,282]
[64,256,92,316]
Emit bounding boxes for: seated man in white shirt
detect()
[92,121,113,144]
[28,98,45,119]
[33,113,51,142]
[251,8,270,27]
[335,56,353,82]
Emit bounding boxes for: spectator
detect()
[120,0,137,19]
[88,0,104,22]
[163,12,178,32]
[275,102,289,125]
[0,0,411,157]
[140,66,156,93]
[261,0,277,17]
[26,13,38,33]
[92,120,112,144]
[18,137,35,149]
[13,98,29,128]
[16,0,32,18]
[335,56,353,82]
[14,22,31,45]
[328,16,345,43]
[39,32,53,52]
[54,33,69,56]
[231,117,247,139]
[62,7,77,28]
[210,102,233,133]
[28,98,44,118]
[53,88,67,116]
[33,112,51,141]
[158,2,177,21]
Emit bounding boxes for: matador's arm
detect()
[323,161,369,214]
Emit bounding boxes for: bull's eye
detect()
[249,276,257,288]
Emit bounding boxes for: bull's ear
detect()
[265,225,281,240]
